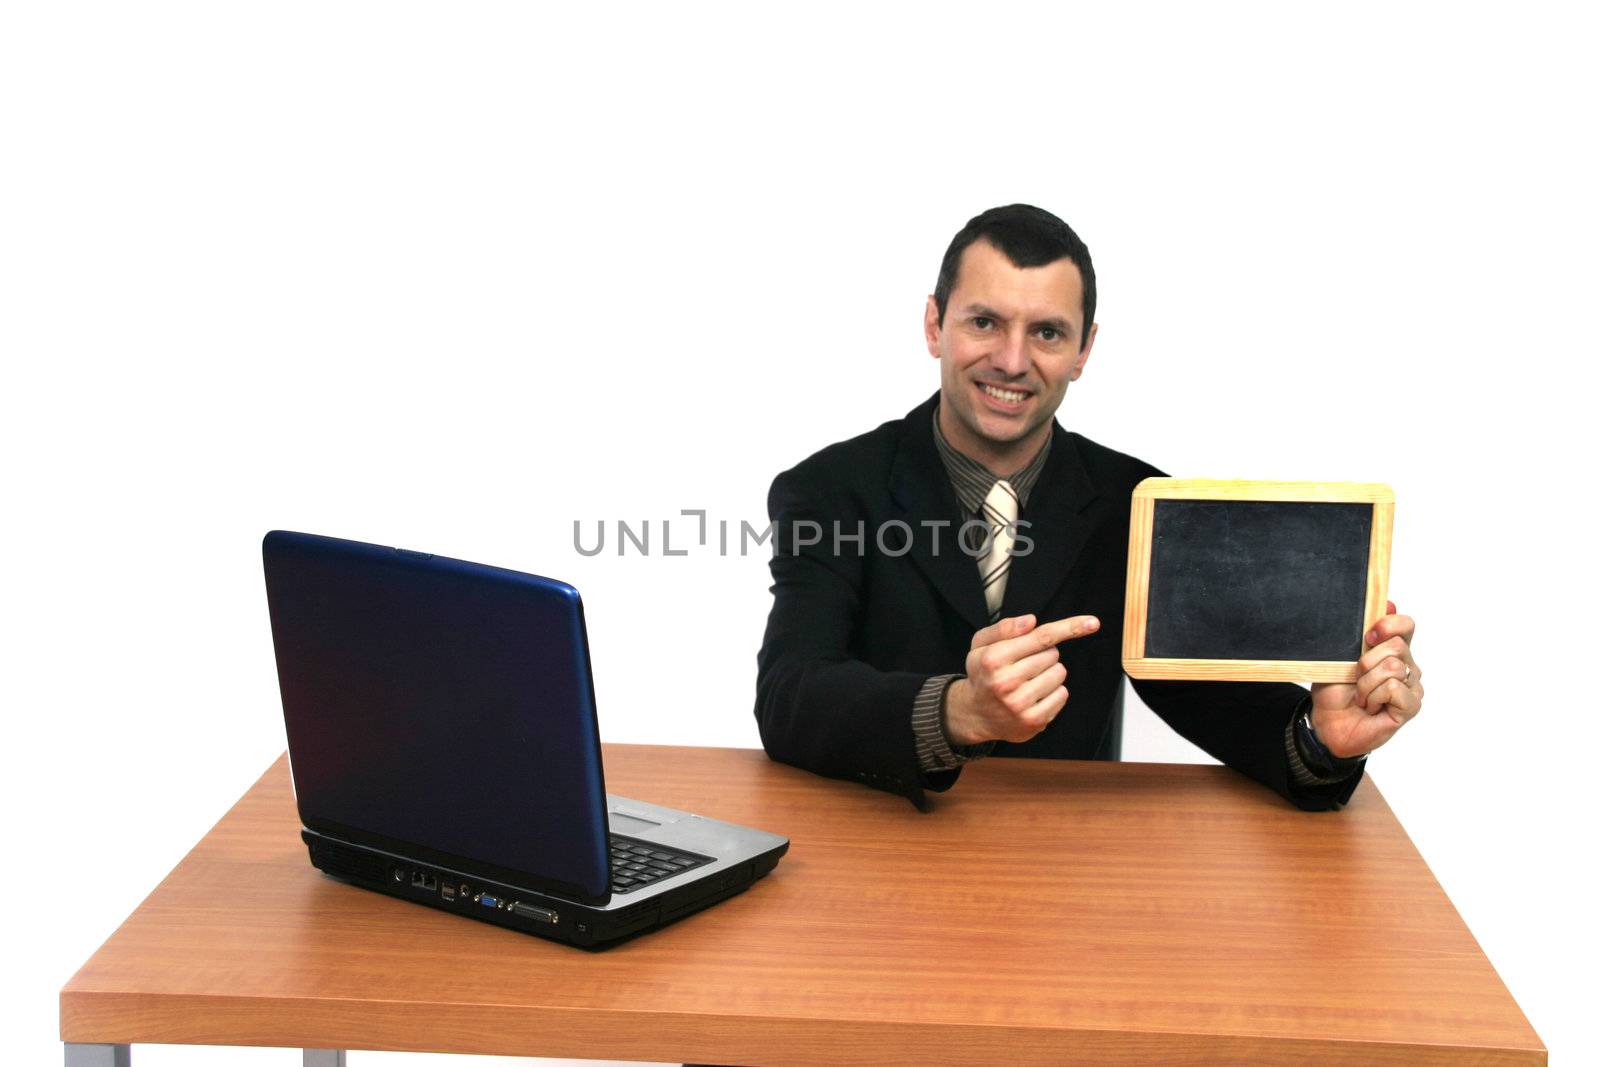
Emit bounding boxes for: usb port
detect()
[511,902,558,924]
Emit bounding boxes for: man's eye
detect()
[973,316,993,329]
[1038,327,1059,342]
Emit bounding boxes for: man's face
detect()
[925,238,1097,467]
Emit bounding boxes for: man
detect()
[754,204,1423,810]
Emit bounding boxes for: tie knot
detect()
[984,479,1019,524]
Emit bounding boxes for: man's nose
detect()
[989,328,1030,376]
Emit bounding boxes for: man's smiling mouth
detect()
[978,382,1032,405]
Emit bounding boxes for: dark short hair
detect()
[934,204,1096,348]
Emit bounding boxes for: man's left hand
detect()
[1308,601,1423,759]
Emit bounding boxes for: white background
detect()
[4,1,1596,1063]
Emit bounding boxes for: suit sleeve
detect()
[1130,677,1364,810]
[754,466,951,808]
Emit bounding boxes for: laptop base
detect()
[303,829,784,949]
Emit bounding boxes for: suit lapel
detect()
[889,395,991,632]
[1000,428,1100,620]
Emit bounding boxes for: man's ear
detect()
[923,295,942,359]
[1069,322,1098,381]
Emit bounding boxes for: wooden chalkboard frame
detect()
[1122,479,1394,683]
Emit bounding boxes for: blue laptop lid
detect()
[262,531,611,903]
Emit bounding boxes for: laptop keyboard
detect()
[608,834,711,894]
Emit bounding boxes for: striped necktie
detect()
[980,479,1019,621]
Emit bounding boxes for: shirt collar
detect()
[931,401,1052,515]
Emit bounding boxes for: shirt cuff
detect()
[913,674,997,773]
[1284,696,1365,787]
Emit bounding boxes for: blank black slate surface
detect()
[1144,500,1372,661]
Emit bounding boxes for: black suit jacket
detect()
[754,392,1363,811]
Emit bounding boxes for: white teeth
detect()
[981,384,1028,404]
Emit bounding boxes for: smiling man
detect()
[754,204,1424,810]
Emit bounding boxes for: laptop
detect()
[261,530,788,948]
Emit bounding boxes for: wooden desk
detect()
[61,745,1543,1065]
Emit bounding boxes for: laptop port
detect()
[477,893,501,909]
[441,884,457,902]
[422,872,439,891]
[410,870,425,888]
[511,902,558,924]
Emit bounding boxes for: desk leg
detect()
[64,1044,130,1067]
[60,1046,344,1066]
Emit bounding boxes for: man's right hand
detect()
[944,613,1101,747]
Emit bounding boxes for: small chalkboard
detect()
[1122,479,1393,683]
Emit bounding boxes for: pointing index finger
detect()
[971,613,1036,651]
[1027,615,1100,650]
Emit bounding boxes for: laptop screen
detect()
[262,531,612,902]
